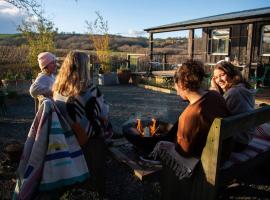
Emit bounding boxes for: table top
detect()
[108,138,162,182]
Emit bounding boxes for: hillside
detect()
[0,33,149,52]
[0,33,189,54]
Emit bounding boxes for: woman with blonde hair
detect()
[52,51,111,195]
[53,51,111,143]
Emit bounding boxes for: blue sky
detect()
[0,0,270,37]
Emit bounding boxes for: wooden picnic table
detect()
[108,138,162,182]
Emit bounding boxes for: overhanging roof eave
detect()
[144,15,270,33]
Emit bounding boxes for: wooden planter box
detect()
[1,79,32,94]
[98,72,119,86]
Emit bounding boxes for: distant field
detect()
[0,34,21,38]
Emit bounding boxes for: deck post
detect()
[188,29,194,59]
[163,53,167,70]
[127,54,131,69]
[149,32,154,73]
[246,23,254,80]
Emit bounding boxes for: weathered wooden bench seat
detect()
[162,106,270,200]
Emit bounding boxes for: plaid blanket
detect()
[151,141,199,180]
[13,99,89,200]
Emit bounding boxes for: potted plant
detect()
[97,62,119,85]
[1,71,18,92]
[117,66,131,84]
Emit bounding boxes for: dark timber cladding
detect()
[144,7,270,80]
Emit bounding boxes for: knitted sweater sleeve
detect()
[224,88,247,115]
[29,75,54,98]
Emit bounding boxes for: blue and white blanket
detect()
[13,99,89,200]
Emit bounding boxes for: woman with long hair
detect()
[52,51,111,195]
[53,51,111,142]
[210,61,255,151]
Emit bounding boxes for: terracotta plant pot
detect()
[117,70,131,84]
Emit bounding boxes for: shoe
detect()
[139,154,161,165]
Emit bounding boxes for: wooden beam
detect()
[149,33,153,62]
[127,55,131,69]
[202,28,209,63]
[146,17,270,33]
[246,23,254,80]
[188,29,194,59]
[162,53,166,70]
[149,33,154,73]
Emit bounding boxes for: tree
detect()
[86,11,111,73]
[18,15,57,73]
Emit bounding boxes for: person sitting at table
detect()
[210,61,256,151]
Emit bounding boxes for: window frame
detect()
[210,28,230,56]
[260,25,270,57]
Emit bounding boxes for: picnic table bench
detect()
[162,105,270,200]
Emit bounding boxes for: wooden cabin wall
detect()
[252,21,270,65]
[200,21,270,66]
[201,25,249,64]
[230,24,248,64]
[252,21,270,86]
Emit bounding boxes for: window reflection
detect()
[211,29,230,55]
[261,25,270,56]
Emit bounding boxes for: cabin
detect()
[144,7,270,86]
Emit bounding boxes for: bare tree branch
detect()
[86,11,111,72]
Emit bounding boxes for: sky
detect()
[0,0,270,38]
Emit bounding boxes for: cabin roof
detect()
[144,7,270,32]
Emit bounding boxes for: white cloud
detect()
[0,1,20,15]
[0,1,26,33]
[0,2,20,15]
[127,29,147,37]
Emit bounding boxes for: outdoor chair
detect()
[160,106,270,200]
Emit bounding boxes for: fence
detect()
[129,53,203,72]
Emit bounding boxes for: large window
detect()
[211,28,230,55]
[261,25,270,56]
[194,28,203,53]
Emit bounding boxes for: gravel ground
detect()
[0,85,269,200]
